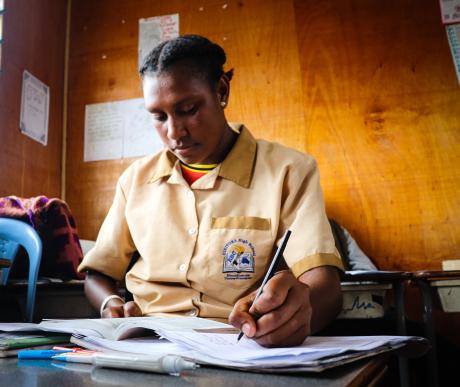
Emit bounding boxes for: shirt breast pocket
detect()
[206,216,274,293]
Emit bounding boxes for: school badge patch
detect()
[222,238,255,281]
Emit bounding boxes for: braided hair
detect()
[139,34,233,87]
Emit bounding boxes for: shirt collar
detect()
[147,150,176,184]
[218,124,256,188]
[147,123,257,188]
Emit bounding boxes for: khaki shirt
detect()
[78,124,343,320]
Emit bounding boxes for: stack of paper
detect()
[0,317,428,372]
[155,330,428,372]
[0,331,70,357]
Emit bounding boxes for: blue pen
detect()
[18,349,73,359]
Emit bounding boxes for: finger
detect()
[228,293,258,338]
[255,306,311,347]
[124,302,142,317]
[254,300,300,338]
[249,272,293,316]
[102,305,124,318]
[255,281,311,337]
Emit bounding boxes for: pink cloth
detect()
[0,196,84,280]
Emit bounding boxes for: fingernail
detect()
[242,323,251,336]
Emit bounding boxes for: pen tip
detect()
[237,331,244,342]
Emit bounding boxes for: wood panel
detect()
[294,0,460,271]
[67,0,459,271]
[66,0,305,239]
[0,0,66,198]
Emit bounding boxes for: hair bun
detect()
[139,34,233,84]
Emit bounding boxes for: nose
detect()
[166,116,187,141]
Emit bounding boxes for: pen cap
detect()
[161,355,198,373]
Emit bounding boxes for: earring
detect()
[220,101,227,108]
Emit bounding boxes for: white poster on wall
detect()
[19,70,49,146]
[138,13,179,67]
[439,0,460,24]
[84,98,163,162]
[446,24,460,84]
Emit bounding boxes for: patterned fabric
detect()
[0,196,84,280]
[180,162,218,185]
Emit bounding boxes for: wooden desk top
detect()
[411,270,460,281]
[0,355,388,387]
[0,258,11,269]
[342,271,412,282]
[343,270,460,283]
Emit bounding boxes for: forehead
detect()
[142,68,213,111]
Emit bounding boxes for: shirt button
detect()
[188,227,196,235]
[179,264,186,272]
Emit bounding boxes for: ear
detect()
[216,75,230,106]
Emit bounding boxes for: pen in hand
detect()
[237,229,292,342]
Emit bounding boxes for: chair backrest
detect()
[0,218,42,321]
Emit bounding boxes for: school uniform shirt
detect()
[78,124,344,320]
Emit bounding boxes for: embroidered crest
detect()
[222,238,255,280]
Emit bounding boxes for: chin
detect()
[176,154,201,165]
[176,152,211,165]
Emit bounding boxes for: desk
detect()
[0,356,388,387]
[411,270,460,387]
[340,271,412,387]
[0,280,96,321]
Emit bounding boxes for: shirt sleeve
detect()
[278,156,344,278]
[77,178,136,280]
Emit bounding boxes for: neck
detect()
[210,124,238,163]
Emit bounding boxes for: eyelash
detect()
[180,105,198,115]
[152,105,198,122]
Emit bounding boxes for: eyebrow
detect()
[148,96,201,113]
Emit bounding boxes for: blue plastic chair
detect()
[0,218,42,322]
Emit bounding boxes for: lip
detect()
[173,144,197,157]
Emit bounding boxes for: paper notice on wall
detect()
[84,98,163,162]
[19,70,49,146]
[439,0,460,24]
[138,14,179,68]
[446,24,460,84]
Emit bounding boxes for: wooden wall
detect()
[66,0,305,239]
[295,0,460,271]
[0,0,67,197]
[66,0,459,274]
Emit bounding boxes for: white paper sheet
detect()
[138,14,179,67]
[0,322,38,332]
[72,335,187,356]
[84,98,163,162]
[157,330,416,364]
[0,317,228,340]
[19,70,49,146]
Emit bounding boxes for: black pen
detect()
[237,229,292,342]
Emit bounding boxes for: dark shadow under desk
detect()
[0,354,389,387]
[410,270,460,387]
[339,271,412,387]
[0,279,98,321]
